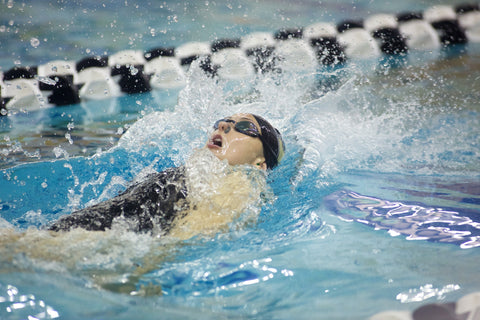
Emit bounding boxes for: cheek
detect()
[226,140,249,158]
[227,137,262,162]
[221,137,249,162]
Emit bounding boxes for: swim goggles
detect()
[213,116,285,169]
[213,118,261,137]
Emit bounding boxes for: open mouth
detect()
[209,134,223,148]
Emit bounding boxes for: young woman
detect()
[48,113,285,237]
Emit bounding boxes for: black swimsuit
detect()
[48,167,188,233]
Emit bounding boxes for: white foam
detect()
[167,148,268,240]
[290,65,480,180]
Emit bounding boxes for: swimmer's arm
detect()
[48,166,188,233]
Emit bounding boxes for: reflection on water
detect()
[325,189,480,248]
[0,90,179,169]
[0,284,59,320]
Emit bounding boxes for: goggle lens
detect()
[213,119,260,137]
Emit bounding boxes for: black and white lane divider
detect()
[1,3,479,113]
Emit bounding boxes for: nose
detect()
[218,121,232,133]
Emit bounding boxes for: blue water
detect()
[1,0,480,319]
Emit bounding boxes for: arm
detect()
[48,167,188,233]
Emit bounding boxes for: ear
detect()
[252,157,267,170]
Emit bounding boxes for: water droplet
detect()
[129,66,138,75]
[65,133,73,144]
[53,146,68,158]
[30,37,40,48]
[37,76,57,86]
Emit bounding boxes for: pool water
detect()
[1,0,480,319]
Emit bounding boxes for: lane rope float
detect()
[1,3,479,113]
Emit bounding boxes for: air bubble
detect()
[30,37,40,48]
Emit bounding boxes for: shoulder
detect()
[123,166,188,199]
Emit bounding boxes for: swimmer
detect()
[48,113,285,236]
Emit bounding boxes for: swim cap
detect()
[251,114,285,169]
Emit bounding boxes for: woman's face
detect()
[206,113,266,169]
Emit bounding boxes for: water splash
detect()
[291,64,480,179]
